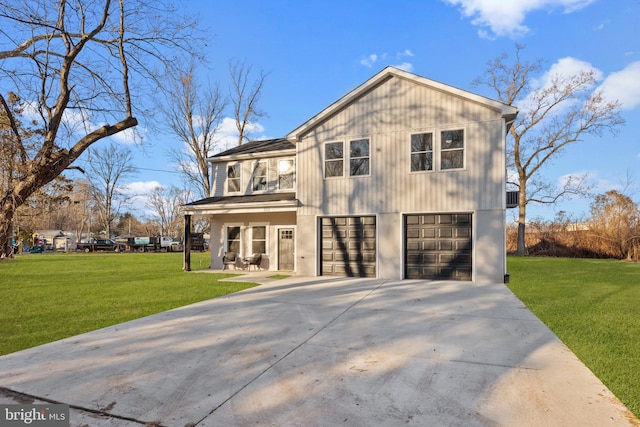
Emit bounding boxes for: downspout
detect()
[184,214,192,271]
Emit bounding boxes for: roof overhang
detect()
[183,193,299,215]
[286,66,519,142]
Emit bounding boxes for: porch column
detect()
[183,214,192,272]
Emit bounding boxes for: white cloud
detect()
[532,57,603,90]
[442,0,596,38]
[516,57,602,112]
[121,180,164,215]
[392,62,414,72]
[361,50,415,71]
[398,49,414,58]
[598,61,640,110]
[123,180,163,195]
[213,117,268,154]
[360,54,378,68]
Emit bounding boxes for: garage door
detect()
[321,216,376,277]
[405,213,472,281]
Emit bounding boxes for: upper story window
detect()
[278,159,295,190]
[410,133,433,172]
[440,129,464,170]
[325,142,344,178]
[251,161,268,191]
[349,139,370,176]
[227,164,241,193]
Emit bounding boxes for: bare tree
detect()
[87,143,135,238]
[145,185,188,237]
[589,190,640,260]
[229,59,268,146]
[161,64,226,198]
[475,45,625,255]
[0,0,202,257]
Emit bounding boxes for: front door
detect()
[278,228,295,270]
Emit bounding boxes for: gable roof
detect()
[286,66,518,142]
[211,138,295,160]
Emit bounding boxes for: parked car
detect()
[76,239,126,253]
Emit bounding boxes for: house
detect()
[183,66,518,283]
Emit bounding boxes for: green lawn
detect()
[1,254,638,418]
[0,252,257,355]
[507,256,640,419]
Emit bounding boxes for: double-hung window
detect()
[251,225,266,254]
[278,159,295,190]
[440,129,464,170]
[226,226,241,253]
[410,133,433,172]
[227,164,241,193]
[325,142,344,178]
[251,161,268,191]
[349,139,370,176]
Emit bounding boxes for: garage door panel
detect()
[321,216,376,278]
[405,213,472,281]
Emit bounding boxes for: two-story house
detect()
[184,66,518,283]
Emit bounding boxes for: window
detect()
[441,129,464,170]
[325,142,344,178]
[227,164,241,193]
[350,139,370,176]
[410,133,433,172]
[227,226,241,253]
[278,159,295,190]
[251,161,268,191]
[251,225,266,254]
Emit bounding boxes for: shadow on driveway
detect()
[0,276,636,426]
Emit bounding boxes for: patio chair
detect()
[222,251,237,270]
[244,253,262,270]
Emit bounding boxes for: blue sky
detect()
[116,0,640,221]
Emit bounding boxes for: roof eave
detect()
[286,66,519,141]
[184,199,299,215]
[207,148,297,163]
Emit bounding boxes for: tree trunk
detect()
[516,181,527,256]
[0,202,16,259]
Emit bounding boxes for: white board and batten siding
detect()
[294,74,510,283]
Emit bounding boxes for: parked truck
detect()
[126,236,174,252]
[76,239,126,253]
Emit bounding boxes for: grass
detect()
[0,252,257,356]
[2,254,638,418]
[267,274,291,280]
[507,256,640,419]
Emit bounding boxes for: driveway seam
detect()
[193,279,389,426]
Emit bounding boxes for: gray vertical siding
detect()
[297,76,506,217]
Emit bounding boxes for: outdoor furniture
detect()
[222,252,237,270]
[243,253,262,270]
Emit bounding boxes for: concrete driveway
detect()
[0,276,636,426]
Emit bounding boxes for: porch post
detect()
[183,214,192,272]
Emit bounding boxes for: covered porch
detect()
[182,193,298,272]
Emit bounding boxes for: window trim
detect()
[349,138,371,177]
[409,131,434,174]
[277,158,295,191]
[249,222,269,255]
[324,141,345,179]
[439,128,465,171]
[226,163,242,194]
[251,160,269,192]
[224,223,243,255]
